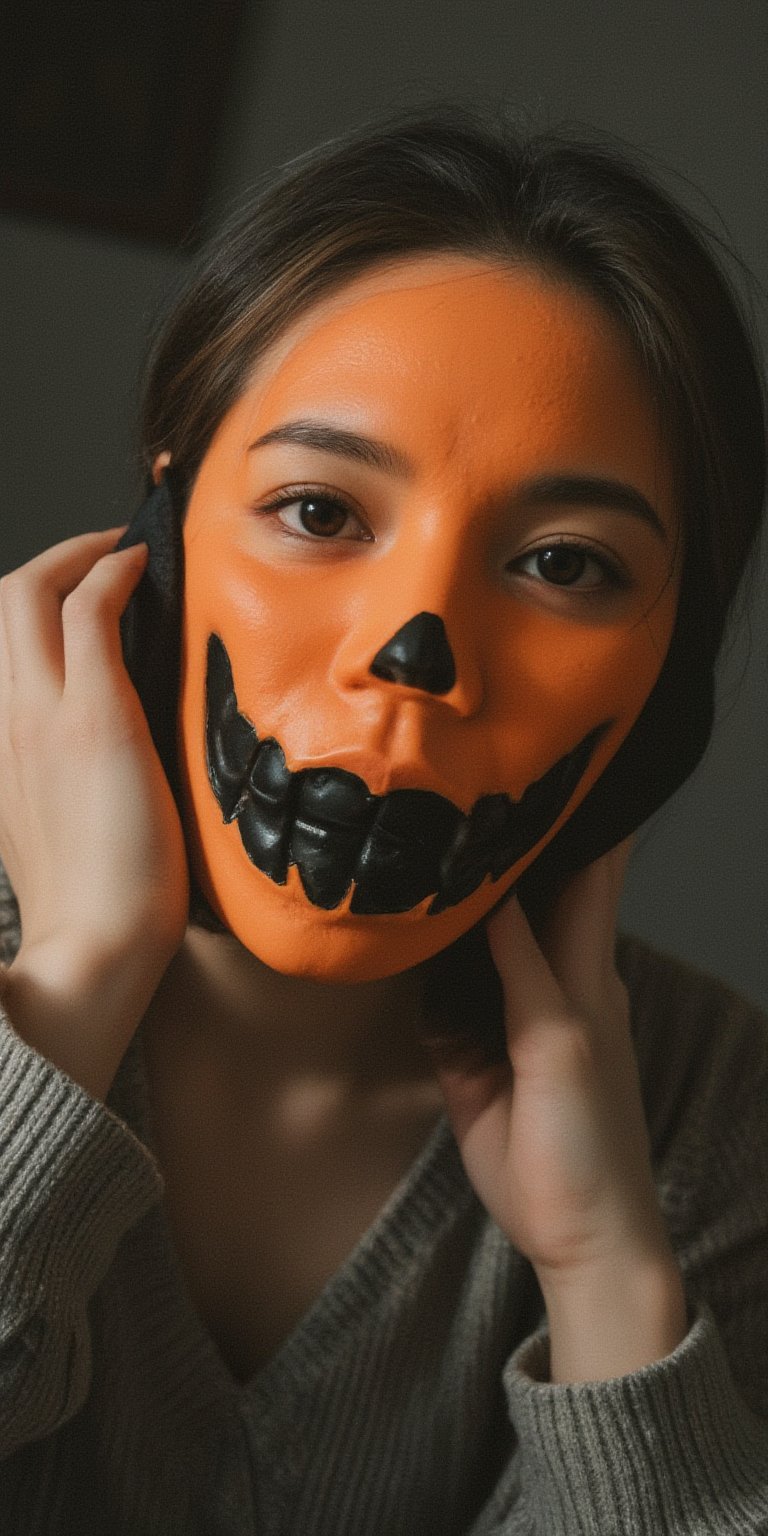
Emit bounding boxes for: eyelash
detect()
[257,485,631,593]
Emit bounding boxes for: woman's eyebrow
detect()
[248,420,666,542]
[248,419,413,477]
[516,474,667,542]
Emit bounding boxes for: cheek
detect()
[534,619,670,721]
[485,592,678,802]
[181,543,351,769]
[522,583,673,700]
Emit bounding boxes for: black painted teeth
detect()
[205,632,610,916]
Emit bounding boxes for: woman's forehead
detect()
[244,254,623,405]
[215,254,674,519]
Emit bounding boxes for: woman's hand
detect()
[0,527,189,961]
[0,529,190,1099]
[434,839,688,1380]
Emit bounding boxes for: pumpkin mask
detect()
[119,258,710,983]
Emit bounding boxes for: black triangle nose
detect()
[369,612,457,696]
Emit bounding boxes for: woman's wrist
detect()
[3,937,169,1103]
[538,1250,688,1384]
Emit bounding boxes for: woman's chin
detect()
[196,856,516,985]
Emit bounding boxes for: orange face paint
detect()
[177,256,681,981]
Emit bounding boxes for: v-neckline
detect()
[113,1018,470,1405]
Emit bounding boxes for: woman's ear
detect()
[152,451,172,486]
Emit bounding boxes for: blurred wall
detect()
[2,0,766,1005]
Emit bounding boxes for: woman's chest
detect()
[149,1082,444,1383]
[161,1148,393,1380]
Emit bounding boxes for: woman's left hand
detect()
[433,837,688,1379]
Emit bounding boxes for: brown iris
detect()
[536,546,588,585]
[299,497,348,537]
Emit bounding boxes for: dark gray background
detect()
[2,0,766,1006]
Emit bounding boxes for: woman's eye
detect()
[512,542,626,591]
[261,491,367,541]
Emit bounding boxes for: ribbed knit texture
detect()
[1,858,767,1534]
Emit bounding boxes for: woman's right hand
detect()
[0,528,190,1095]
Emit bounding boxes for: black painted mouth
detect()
[205,633,611,916]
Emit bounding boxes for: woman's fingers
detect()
[536,837,635,1020]
[0,525,188,1102]
[486,892,567,1022]
[0,527,131,697]
[61,541,148,701]
[0,525,188,967]
[461,839,653,1274]
[484,838,636,1077]
[485,892,586,1086]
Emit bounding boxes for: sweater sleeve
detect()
[493,938,768,1535]
[0,870,164,1459]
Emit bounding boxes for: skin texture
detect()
[177,256,680,983]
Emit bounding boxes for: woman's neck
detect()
[143,921,435,1097]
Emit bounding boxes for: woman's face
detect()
[177,254,681,981]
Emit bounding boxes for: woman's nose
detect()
[369,612,456,695]
[328,542,486,716]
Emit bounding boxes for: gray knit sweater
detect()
[1,858,768,1535]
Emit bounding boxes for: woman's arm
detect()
[0,967,163,1458]
[435,841,686,1357]
[0,529,188,1455]
[491,951,768,1534]
[435,854,768,1532]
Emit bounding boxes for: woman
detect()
[0,108,766,1533]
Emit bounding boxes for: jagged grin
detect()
[205,633,611,916]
